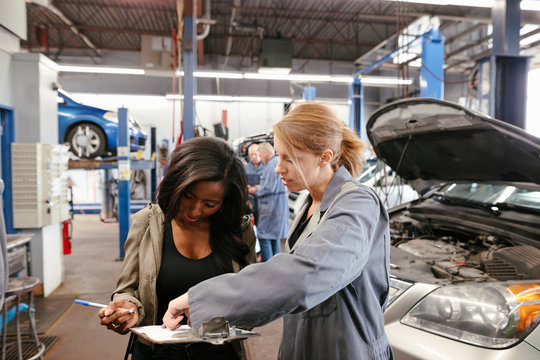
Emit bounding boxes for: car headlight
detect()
[103,111,118,122]
[401,282,540,348]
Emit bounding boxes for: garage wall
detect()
[0,0,26,41]
[56,50,469,146]
[0,27,21,107]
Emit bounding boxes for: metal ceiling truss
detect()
[20,0,540,75]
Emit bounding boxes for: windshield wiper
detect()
[438,195,501,216]
[492,202,540,216]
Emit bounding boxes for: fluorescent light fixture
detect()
[58,65,145,75]
[522,1,540,11]
[218,96,292,102]
[330,76,354,83]
[59,66,412,87]
[166,94,292,103]
[385,0,491,6]
[386,0,540,9]
[166,94,184,100]
[244,72,333,82]
[193,71,243,79]
[257,67,292,75]
[361,77,413,86]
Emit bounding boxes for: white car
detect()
[288,160,418,220]
[367,98,540,359]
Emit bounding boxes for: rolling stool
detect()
[1,277,45,360]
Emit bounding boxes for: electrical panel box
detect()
[140,34,174,71]
[11,143,70,228]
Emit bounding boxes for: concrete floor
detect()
[42,214,282,359]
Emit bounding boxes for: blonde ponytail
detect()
[336,125,365,177]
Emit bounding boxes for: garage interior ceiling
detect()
[23,0,540,76]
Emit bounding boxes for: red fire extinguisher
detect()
[62,220,72,255]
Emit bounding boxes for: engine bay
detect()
[389,213,540,285]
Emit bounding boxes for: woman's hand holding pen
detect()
[162,293,190,330]
[98,300,138,334]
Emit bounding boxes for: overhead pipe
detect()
[224,0,241,67]
[196,0,211,40]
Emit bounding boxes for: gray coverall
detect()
[189,167,393,360]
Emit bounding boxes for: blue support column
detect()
[348,77,363,136]
[0,106,15,234]
[492,0,521,55]
[477,56,496,117]
[303,86,316,100]
[420,29,445,100]
[183,16,196,141]
[350,33,424,138]
[117,108,130,259]
[476,0,527,129]
[150,127,157,203]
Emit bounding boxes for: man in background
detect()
[244,143,263,223]
[248,142,289,261]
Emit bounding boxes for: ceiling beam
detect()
[31,2,101,58]
[53,0,175,12]
[29,23,171,37]
[231,6,413,24]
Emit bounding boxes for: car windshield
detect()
[359,162,387,183]
[440,183,540,211]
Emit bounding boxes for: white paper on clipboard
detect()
[130,325,259,345]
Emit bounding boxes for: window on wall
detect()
[527,68,540,137]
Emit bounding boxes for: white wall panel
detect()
[0,0,26,40]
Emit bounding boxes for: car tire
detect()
[66,123,107,158]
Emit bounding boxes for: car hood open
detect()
[366,98,540,193]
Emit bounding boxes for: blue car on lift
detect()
[57,90,147,158]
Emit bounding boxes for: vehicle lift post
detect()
[349,29,444,136]
[182,0,197,141]
[420,28,445,99]
[477,0,528,129]
[117,107,130,260]
[303,86,316,101]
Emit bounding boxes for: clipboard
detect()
[130,317,259,345]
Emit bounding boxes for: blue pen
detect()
[74,299,136,314]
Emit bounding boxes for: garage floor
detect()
[38,214,282,359]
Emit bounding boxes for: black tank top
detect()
[156,222,223,323]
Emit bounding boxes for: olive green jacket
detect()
[112,203,257,326]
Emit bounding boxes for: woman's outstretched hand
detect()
[162,293,190,330]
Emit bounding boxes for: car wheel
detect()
[66,123,107,158]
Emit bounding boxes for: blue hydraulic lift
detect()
[117,108,130,259]
[349,29,445,137]
[115,109,157,259]
[477,0,528,129]
[182,1,197,141]
[67,109,157,259]
[303,86,316,101]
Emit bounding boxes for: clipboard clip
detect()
[199,316,234,341]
